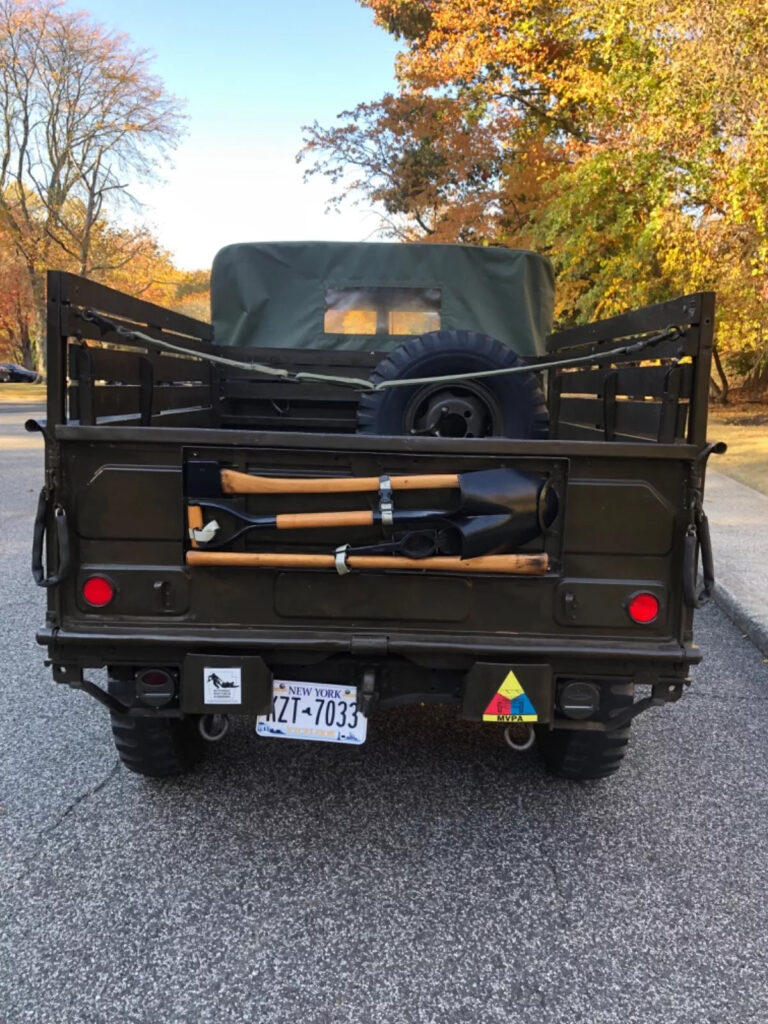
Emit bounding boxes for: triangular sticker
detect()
[482,670,538,722]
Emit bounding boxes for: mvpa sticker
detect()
[204,667,242,705]
[482,670,538,723]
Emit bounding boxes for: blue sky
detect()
[80,0,400,268]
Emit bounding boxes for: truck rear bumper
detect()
[38,624,700,667]
[40,627,696,734]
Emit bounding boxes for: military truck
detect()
[30,242,723,780]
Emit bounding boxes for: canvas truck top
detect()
[210,241,555,354]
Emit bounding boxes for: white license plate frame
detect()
[256,680,367,745]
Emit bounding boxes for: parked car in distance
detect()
[0,362,42,383]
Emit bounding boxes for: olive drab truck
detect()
[30,242,723,779]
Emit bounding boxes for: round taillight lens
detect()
[139,669,172,687]
[136,669,176,708]
[82,575,115,607]
[628,592,659,624]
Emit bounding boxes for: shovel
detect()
[187,468,557,558]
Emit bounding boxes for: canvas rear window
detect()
[324,287,441,336]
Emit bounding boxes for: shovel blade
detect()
[456,468,558,555]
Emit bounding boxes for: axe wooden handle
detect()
[220,468,459,495]
[186,550,549,574]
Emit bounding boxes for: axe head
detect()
[185,461,223,499]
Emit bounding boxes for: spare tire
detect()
[357,330,549,439]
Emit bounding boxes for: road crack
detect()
[39,760,121,838]
[1,760,122,897]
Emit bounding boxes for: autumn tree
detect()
[98,230,210,319]
[0,0,184,367]
[302,0,768,392]
[0,222,33,361]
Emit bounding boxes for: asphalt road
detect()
[1,402,767,1024]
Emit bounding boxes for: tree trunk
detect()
[745,354,768,391]
[17,319,34,370]
[27,266,46,374]
[712,344,729,404]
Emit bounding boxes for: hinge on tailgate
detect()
[45,442,61,493]
[350,635,389,658]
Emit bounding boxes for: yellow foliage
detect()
[303,0,768,385]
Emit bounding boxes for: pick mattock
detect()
[186,549,550,575]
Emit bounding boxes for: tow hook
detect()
[198,714,230,742]
[503,723,535,752]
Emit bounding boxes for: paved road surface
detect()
[1,402,767,1024]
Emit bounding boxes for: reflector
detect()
[82,576,114,607]
[628,592,659,624]
[139,669,172,687]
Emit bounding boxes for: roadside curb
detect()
[704,469,768,659]
[713,582,768,657]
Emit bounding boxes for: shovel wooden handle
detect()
[275,510,374,529]
[187,505,204,549]
[220,468,459,495]
[186,550,549,574]
[189,506,375,531]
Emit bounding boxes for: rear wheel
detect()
[108,681,203,777]
[535,683,634,780]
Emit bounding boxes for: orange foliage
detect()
[303,0,768,384]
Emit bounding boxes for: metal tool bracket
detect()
[378,475,394,528]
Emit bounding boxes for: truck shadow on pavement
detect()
[124,704,597,860]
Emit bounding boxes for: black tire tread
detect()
[109,711,203,778]
[536,684,634,781]
[357,330,549,439]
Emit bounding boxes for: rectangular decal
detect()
[203,666,242,705]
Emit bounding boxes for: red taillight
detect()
[628,592,659,624]
[139,669,172,687]
[82,575,115,607]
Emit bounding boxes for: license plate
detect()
[256,680,367,745]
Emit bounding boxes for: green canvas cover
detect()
[211,241,554,356]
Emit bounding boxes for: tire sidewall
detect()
[358,331,547,439]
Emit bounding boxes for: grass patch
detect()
[708,403,768,496]
[0,383,45,404]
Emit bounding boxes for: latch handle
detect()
[32,489,71,588]
[683,509,715,608]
